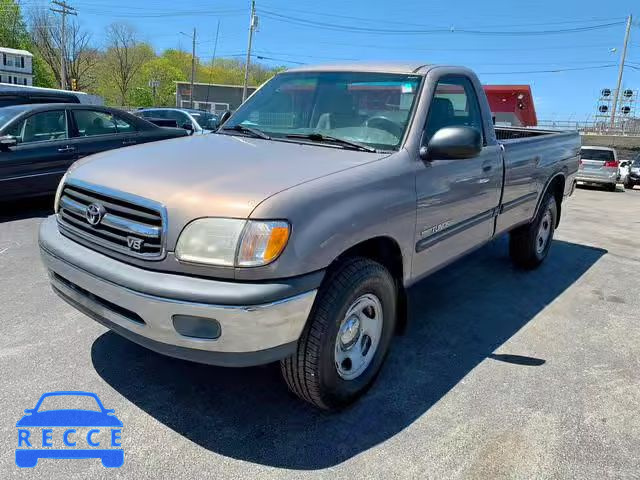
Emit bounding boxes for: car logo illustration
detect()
[85,203,105,226]
[15,391,123,468]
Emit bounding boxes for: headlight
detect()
[175,218,290,267]
[54,172,68,213]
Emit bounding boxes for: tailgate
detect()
[580,148,617,174]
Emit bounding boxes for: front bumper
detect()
[39,216,320,367]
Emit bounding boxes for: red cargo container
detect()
[483,85,537,127]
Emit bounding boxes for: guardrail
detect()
[535,120,640,136]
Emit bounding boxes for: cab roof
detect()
[285,61,433,74]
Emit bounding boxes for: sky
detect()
[22,0,640,121]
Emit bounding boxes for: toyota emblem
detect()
[86,203,105,226]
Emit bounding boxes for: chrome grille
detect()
[57,182,166,259]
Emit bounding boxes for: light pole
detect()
[242,0,257,102]
[610,14,633,129]
[180,29,197,109]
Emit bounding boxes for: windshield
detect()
[580,148,615,161]
[225,71,423,151]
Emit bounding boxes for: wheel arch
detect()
[535,172,566,228]
[325,236,408,335]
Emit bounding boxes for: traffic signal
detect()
[71,78,77,91]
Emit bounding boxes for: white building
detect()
[0,47,34,86]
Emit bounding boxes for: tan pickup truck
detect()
[40,62,580,409]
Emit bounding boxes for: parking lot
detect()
[1,185,639,479]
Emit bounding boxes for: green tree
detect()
[131,57,186,107]
[100,23,153,105]
[161,49,193,80]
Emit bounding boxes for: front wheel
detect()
[509,192,557,270]
[281,257,397,410]
[624,181,634,190]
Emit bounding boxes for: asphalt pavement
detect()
[1,186,639,479]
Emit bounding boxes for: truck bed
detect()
[494,127,581,236]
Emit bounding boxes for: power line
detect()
[258,11,624,36]
[478,64,618,75]
[258,6,625,30]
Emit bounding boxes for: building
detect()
[175,82,258,113]
[0,47,34,86]
[483,85,537,127]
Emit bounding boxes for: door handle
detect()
[57,146,76,153]
[122,139,137,146]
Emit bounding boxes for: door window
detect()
[424,75,484,142]
[73,110,118,137]
[163,110,191,127]
[114,116,137,134]
[8,110,68,144]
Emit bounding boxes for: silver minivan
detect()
[577,146,619,191]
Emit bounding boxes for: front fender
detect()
[235,152,417,283]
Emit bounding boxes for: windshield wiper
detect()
[284,132,377,153]
[220,124,271,140]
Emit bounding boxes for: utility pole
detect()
[242,0,257,102]
[610,14,632,129]
[50,0,77,90]
[190,27,196,109]
[204,20,221,113]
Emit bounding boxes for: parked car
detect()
[0,104,187,201]
[576,146,619,191]
[134,108,219,135]
[0,84,103,107]
[624,155,640,190]
[39,63,580,410]
[619,159,631,184]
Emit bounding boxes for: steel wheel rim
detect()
[334,293,383,381]
[536,209,552,255]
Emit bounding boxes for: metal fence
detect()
[536,119,640,136]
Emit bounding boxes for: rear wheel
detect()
[624,181,634,190]
[281,257,396,410]
[509,192,557,270]
[607,183,617,192]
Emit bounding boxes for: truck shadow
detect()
[91,237,606,470]
[0,196,53,223]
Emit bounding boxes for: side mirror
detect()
[0,135,18,150]
[218,110,232,128]
[181,123,194,134]
[420,126,483,161]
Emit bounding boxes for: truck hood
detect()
[67,134,387,221]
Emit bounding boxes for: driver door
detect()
[412,74,502,280]
[0,109,76,199]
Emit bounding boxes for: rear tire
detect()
[607,183,617,192]
[281,257,397,410]
[509,192,557,270]
[624,181,634,190]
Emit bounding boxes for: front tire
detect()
[624,181,634,190]
[281,257,397,410]
[509,192,557,270]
